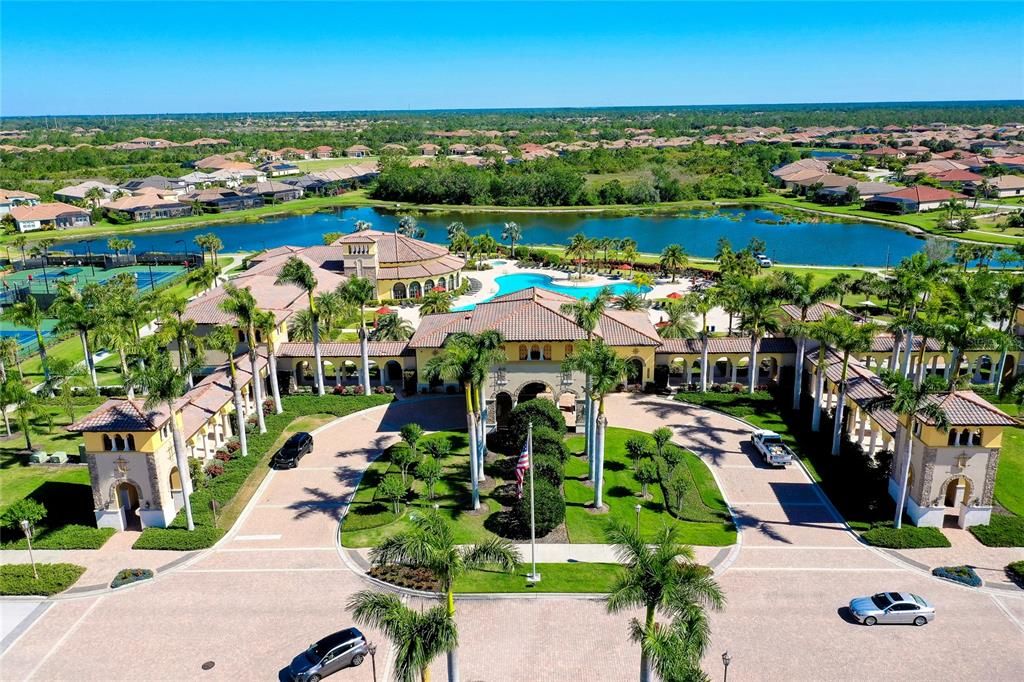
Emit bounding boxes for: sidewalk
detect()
[884,527,1024,591]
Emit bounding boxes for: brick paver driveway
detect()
[2,393,1022,681]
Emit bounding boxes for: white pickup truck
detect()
[751,430,794,467]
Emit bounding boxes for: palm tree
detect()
[0,337,22,383]
[255,309,284,413]
[865,370,950,528]
[313,290,346,335]
[566,232,592,279]
[397,215,425,239]
[606,522,725,682]
[348,591,456,682]
[51,281,101,390]
[615,291,647,311]
[84,186,106,208]
[157,295,203,388]
[501,221,522,259]
[186,263,219,294]
[219,284,267,433]
[564,340,626,508]
[658,301,697,340]
[464,331,505,483]
[809,316,840,433]
[561,288,613,482]
[0,377,24,437]
[632,272,655,299]
[450,231,473,259]
[354,220,373,232]
[338,276,376,395]
[95,301,139,399]
[371,511,518,682]
[128,353,197,530]
[207,325,249,457]
[683,288,717,393]
[8,381,40,449]
[276,257,324,395]
[419,290,453,315]
[781,272,834,409]
[4,295,50,383]
[659,244,688,283]
[194,233,223,265]
[372,313,414,341]
[288,309,314,341]
[827,317,878,455]
[621,238,639,271]
[737,278,782,394]
[11,234,28,265]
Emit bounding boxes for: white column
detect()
[730,362,737,384]
[334,364,341,385]
[868,428,879,457]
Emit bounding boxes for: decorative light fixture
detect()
[114,456,129,477]
[956,453,969,469]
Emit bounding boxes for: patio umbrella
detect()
[375,306,393,315]
[667,292,683,300]
[619,263,632,270]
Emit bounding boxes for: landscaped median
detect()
[0,563,86,596]
[133,393,392,550]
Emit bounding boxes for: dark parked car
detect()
[288,628,368,681]
[273,432,313,469]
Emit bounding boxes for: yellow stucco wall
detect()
[917,423,1003,449]
[83,429,163,453]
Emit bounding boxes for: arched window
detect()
[449,275,456,290]
[126,434,136,451]
[103,434,113,450]
[543,344,552,360]
[519,344,528,361]
[424,279,435,291]
[947,429,958,446]
[114,434,126,451]
[972,429,983,446]
[912,421,921,437]
[409,281,422,299]
[169,467,182,492]
[436,278,447,291]
[564,344,573,357]
[530,345,541,361]
[392,282,407,299]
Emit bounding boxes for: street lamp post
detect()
[175,239,190,271]
[634,503,642,534]
[722,651,732,682]
[367,643,378,682]
[79,239,96,277]
[20,519,38,580]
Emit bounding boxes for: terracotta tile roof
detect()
[68,398,168,432]
[408,287,660,349]
[868,334,943,353]
[779,302,849,322]
[105,195,188,211]
[332,229,460,266]
[987,175,1024,190]
[0,188,40,201]
[876,186,966,202]
[277,341,412,358]
[932,169,983,182]
[657,336,796,355]
[11,202,89,221]
[921,391,1016,427]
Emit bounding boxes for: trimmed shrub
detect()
[1007,560,1024,587]
[969,514,1024,548]
[508,399,566,438]
[532,454,564,487]
[110,568,154,589]
[529,425,569,462]
[0,563,86,596]
[1,525,114,550]
[131,527,225,550]
[932,565,982,587]
[861,523,951,549]
[205,463,225,478]
[513,479,565,537]
[1,499,47,535]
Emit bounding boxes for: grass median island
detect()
[454,562,622,593]
[133,393,391,550]
[0,563,87,596]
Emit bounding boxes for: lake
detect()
[55,206,930,267]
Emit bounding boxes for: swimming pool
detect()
[456,272,647,310]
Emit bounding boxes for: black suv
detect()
[273,432,313,469]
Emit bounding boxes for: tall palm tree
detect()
[128,353,197,531]
[0,337,22,383]
[606,522,725,682]
[186,263,219,294]
[354,220,373,232]
[565,340,626,508]
[865,371,950,528]
[809,317,841,433]
[615,291,647,311]
[561,288,613,482]
[684,288,717,393]
[338,276,376,395]
[276,256,324,395]
[659,244,688,283]
[8,381,40,449]
[371,511,518,682]
[372,313,415,341]
[84,186,106,208]
[620,238,639,272]
[207,325,249,457]
[737,277,782,394]
[4,295,50,383]
[566,232,592,279]
[828,317,878,455]
[255,309,284,414]
[11,234,28,266]
[397,215,425,239]
[463,330,505,482]
[51,281,101,390]
[781,272,834,409]
[348,591,456,682]
[158,295,203,388]
[658,301,697,340]
[95,303,139,398]
[313,290,346,335]
[501,221,522,258]
[219,284,267,433]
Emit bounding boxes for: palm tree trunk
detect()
[811,355,826,432]
[179,339,194,389]
[748,334,758,394]
[792,335,806,410]
[995,347,1009,394]
[2,408,10,437]
[831,356,850,456]
[248,349,267,434]
[700,333,709,393]
[311,314,325,396]
[36,330,50,384]
[80,331,98,390]
[889,329,902,370]
[445,588,460,682]
[640,605,655,682]
[584,374,594,480]
[893,424,914,529]
[594,405,607,509]
[120,350,135,400]
[169,410,195,531]
[359,315,371,396]
[913,341,928,387]
[900,328,914,378]
[464,384,480,510]
[946,346,961,383]
[229,368,249,457]
[475,383,487,482]
[268,350,283,414]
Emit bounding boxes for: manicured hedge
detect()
[1007,560,1024,587]
[0,563,86,596]
[133,394,391,550]
[532,454,564,487]
[1,525,115,551]
[932,565,982,587]
[861,523,951,549]
[529,426,569,462]
[508,399,566,438]
[968,514,1024,548]
[110,568,154,589]
[513,479,565,537]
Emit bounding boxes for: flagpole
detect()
[527,420,540,583]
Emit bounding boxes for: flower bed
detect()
[369,564,439,591]
[932,565,982,587]
[110,568,154,589]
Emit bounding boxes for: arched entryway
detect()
[626,358,644,388]
[169,467,183,511]
[116,481,141,531]
[392,282,407,300]
[517,382,552,403]
[385,360,403,382]
[495,391,514,429]
[408,281,423,299]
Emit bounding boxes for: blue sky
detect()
[3,1,1022,116]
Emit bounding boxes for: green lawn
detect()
[995,426,1024,517]
[342,427,736,548]
[454,562,622,593]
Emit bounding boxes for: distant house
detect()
[787,172,860,192]
[257,162,300,177]
[10,202,91,232]
[311,145,333,159]
[994,156,1024,172]
[447,143,471,156]
[867,186,966,213]
[380,143,408,154]
[930,169,984,187]
[417,143,440,156]
[195,155,256,172]
[53,180,120,206]
[276,147,310,160]
[241,181,304,203]
[970,175,1024,198]
[817,181,899,201]
[344,145,372,158]
[0,188,40,215]
[120,175,193,196]
[862,146,906,160]
[180,188,264,213]
[104,195,192,222]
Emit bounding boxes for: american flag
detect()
[515,437,531,499]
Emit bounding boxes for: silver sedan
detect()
[848,592,935,626]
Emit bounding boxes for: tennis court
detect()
[3,263,185,295]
